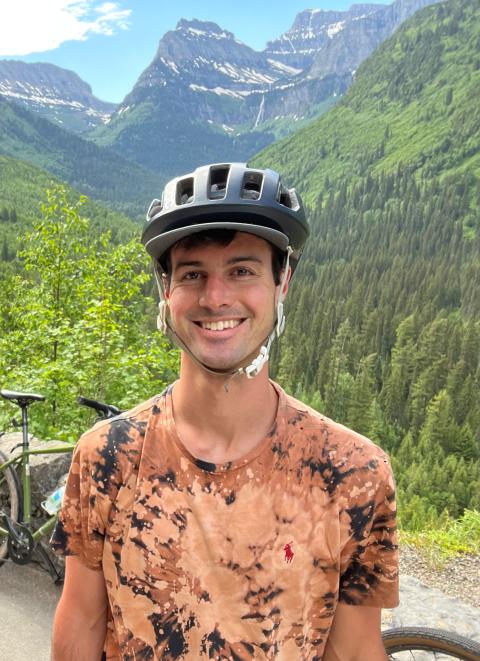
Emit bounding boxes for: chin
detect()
[196,351,249,372]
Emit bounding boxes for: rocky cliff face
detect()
[119,18,303,127]
[264,4,386,70]
[0,61,116,134]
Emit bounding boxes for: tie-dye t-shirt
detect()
[51,382,398,660]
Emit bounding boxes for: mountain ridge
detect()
[0,60,116,134]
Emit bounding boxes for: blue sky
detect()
[0,1,388,103]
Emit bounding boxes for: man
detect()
[51,163,398,660]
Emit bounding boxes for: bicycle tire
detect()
[0,448,22,564]
[383,626,480,660]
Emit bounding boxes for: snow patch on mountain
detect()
[267,59,302,75]
[160,57,180,74]
[184,26,231,41]
[212,62,276,84]
[189,84,248,99]
[327,21,346,38]
[0,80,110,121]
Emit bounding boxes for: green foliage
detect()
[401,509,480,564]
[0,187,179,440]
[92,96,274,182]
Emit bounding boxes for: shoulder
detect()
[73,394,162,488]
[275,383,394,493]
[78,394,159,446]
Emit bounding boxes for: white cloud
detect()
[0,1,131,56]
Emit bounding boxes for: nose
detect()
[198,274,233,310]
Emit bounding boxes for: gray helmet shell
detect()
[142,162,309,272]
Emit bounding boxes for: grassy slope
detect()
[252,0,480,206]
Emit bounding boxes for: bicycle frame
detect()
[0,405,74,543]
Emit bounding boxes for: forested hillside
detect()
[0,154,138,264]
[254,0,480,529]
[0,96,164,217]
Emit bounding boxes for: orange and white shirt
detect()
[52,382,399,660]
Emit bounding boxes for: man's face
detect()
[165,232,287,372]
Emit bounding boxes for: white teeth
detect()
[201,319,241,331]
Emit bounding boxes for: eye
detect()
[182,271,202,281]
[233,267,254,277]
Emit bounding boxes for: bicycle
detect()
[0,388,120,583]
[383,626,480,659]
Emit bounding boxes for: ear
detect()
[162,273,171,300]
[278,265,292,301]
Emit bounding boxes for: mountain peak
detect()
[175,18,235,41]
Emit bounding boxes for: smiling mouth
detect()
[195,319,244,331]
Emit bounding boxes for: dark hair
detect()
[160,229,284,285]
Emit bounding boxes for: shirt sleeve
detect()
[50,428,113,571]
[338,450,399,608]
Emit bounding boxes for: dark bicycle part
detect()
[35,543,64,584]
[78,395,122,419]
[0,390,45,406]
[0,449,23,563]
[383,626,480,660]
[6,521,35,564]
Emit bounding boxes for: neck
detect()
[171,353,278,463]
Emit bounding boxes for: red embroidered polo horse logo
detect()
[284,541,294,563]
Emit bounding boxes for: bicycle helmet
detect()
[142,163,309,380]
[142,162,308,274]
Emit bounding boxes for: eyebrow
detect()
[173,256,263,271]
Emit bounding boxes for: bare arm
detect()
[323,603,387,661]
[51,556,108,661]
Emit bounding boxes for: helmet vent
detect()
[278,184,294,209]
[147,198,162,221]
[177,177,194,205]
[208,165,230,199]
[241,171,263,200]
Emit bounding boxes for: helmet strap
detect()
[152,247,292,381]
[242,246,292,378]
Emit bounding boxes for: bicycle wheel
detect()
[0,449,22,564]
[383,627,480,660]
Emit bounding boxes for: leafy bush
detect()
[0,186,179,440]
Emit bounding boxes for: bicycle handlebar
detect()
[77,396,122,419]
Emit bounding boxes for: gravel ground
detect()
[399,544,480,608]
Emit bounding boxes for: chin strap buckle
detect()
[244,345,269,379]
